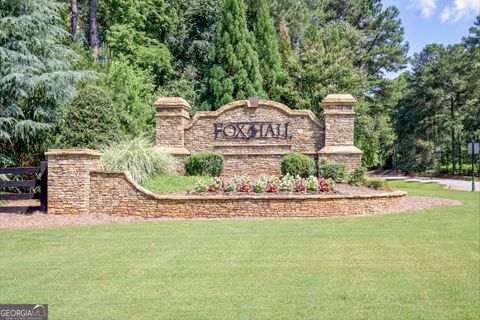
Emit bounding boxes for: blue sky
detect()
[382,0,479,77]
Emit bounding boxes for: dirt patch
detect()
[387,196,461,213]
[0,212,162,230]
[0,195,462,230]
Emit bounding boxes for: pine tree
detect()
[251,0,283,100]
[0,0,94,164]
[203,0,265,110]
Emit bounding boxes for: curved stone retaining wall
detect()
[89,171,407,218]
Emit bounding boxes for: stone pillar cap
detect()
[318,145,363,154]
[321,94,356,106]
[154,97,191,110]
[45,148,102,157]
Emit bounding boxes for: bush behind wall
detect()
[54,86,121,149]
[185,153,224,176]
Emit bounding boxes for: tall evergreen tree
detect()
[251,0,283,99]
[202,0,265,110]
[0,0,94,164]
[462,16,480,140]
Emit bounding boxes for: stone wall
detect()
[46,149,101,215]
[155,94,363,175]
[89,171,406,218]
[46,149,405,217]
[90,172,158,216]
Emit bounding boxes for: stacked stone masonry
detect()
[46,149,101,215]
[89,171,406,218]
[155,94,363,175]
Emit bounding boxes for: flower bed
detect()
[194,174,335,194]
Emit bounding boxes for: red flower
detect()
[317,178,330,192]
[207,183,218,192]
[236,183,252,193]
[293,182,306,192]
[265,183,280,193]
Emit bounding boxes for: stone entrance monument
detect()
[154,94,363,175]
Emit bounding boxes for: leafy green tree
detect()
[55,87,120,149]
[99,59,156,137]
[98,0,176,43]
[157,75,201,115]
[169,0,219,76]
[323,0,409,79]
[106,24,173,87]
[397,139,437,174]
[0,0,94,165]
[202,0,265,109]
[394,40,475,174]
[283,22,367,114]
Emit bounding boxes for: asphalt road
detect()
[370,175,480,192]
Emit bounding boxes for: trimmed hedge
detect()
[318,159,347,183]
[185,153,224,176]
[281,153,316,178]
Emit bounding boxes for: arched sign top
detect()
[184,99,322,130]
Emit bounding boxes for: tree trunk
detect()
[89,0,99,60]
[458,132,462,174]
[450,97,456,176]
[70,0,78,43]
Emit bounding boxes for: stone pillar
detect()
[155,97,191,174]
[318,94,363,172]
[45,149,101,215]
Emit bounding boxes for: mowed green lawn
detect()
[141,174,201,194]
[0,182,478,319]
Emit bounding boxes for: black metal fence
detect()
[0,162,47,213]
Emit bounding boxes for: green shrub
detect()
[55,86,121,149]
[365,178,389,190]
[318,160,347,183]
[184,153,224,176]
[349,167,367,186]
[100,137,176,183]
[281,153,316,178]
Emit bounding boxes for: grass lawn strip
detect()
[0,182,478,319]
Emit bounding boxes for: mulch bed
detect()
[173,184,385,196]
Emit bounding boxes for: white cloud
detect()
[409,0,438,18]
[441,0,480,22]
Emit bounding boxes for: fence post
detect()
[40,161,48,212]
